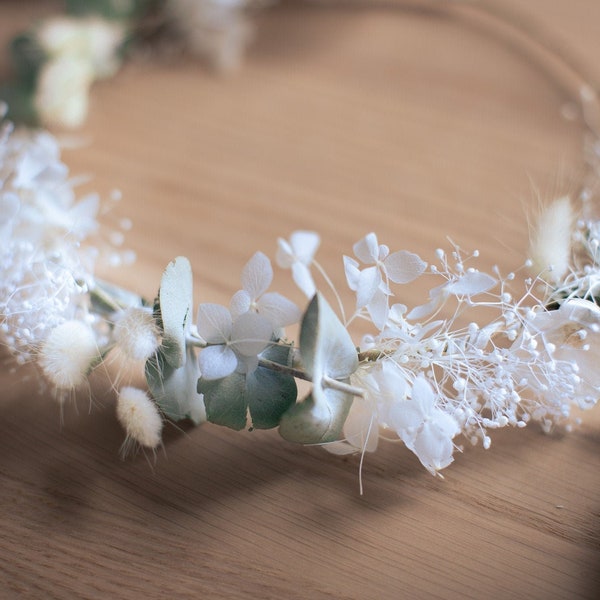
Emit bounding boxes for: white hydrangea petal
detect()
[343,255,360,291]
[366,289,389,331]
[387,400,423,436]
[290,230,320,264]
[241,251,272,298]
[446,271,497,296]
[230,312,272,357]
[275,237,294,268]
[258,292,301,328]
[198,345,238,380]
[384,250,427,284]
[343,400,379,453]
[291,262,316,298]
[412,421,456,474]
[355,266,380,309]
[197,303,232,343]
[353,232,379,264]
[229,289,252,319]
[411,376,436,413]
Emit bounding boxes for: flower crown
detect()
[2,0,600,492]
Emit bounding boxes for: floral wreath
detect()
[1,0,600,492]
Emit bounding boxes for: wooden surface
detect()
[1,1,600,598]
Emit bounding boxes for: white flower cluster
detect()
[278,218,600,475]
[0,120,100,363]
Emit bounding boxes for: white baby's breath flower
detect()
[116,386,163,453]
[38,320,99,391]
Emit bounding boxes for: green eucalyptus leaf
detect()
[198,343,297,431]
[146,346,206,424]
[278,389,352,444]
[158,256,193,369]
[198,372,247,431]
[279,293,358,444]
[300,293,358,381]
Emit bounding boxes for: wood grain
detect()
[1,1,599,598]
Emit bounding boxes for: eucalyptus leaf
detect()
[198,371,247,431]
[158,256,193,369]
[278,388,353,444]
[199,343,297,431]
[145,346,206,424]
[279,293,358,444]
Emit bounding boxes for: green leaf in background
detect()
[10,33,46,89]
[158,256,193,369]
[199,343,297,431]
[279,293,359,444]
[65,0,154,20]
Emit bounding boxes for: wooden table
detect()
[1,1,599,598]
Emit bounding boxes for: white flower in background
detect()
[35,55,94,130]
[34,16,127,128]
[387,376,460,475]
[276,230,320,298]
[197,303,272,379]
[230,251,300,329]
[165,0,260,72]
[344,232,426,329]
[37,16,126,79]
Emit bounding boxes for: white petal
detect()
[366,289,389,331]
[258,292,301,328]
[384,250,427,284]
[343,400,379,453]
[196,303,232,343]
[291,262,316,298]
[343,255,360,291]
[353,232,379,264]
[198,345,238,380]
[230,312,272,357]
[387,399,423,436]
[241,251,272,298]
[355,266,381,309]
[229,289,252,319]
[411,376,436,413]
[412,421,456,473]
[276,237,294,268]
[290,230,320,264]
[446,271,497,296]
